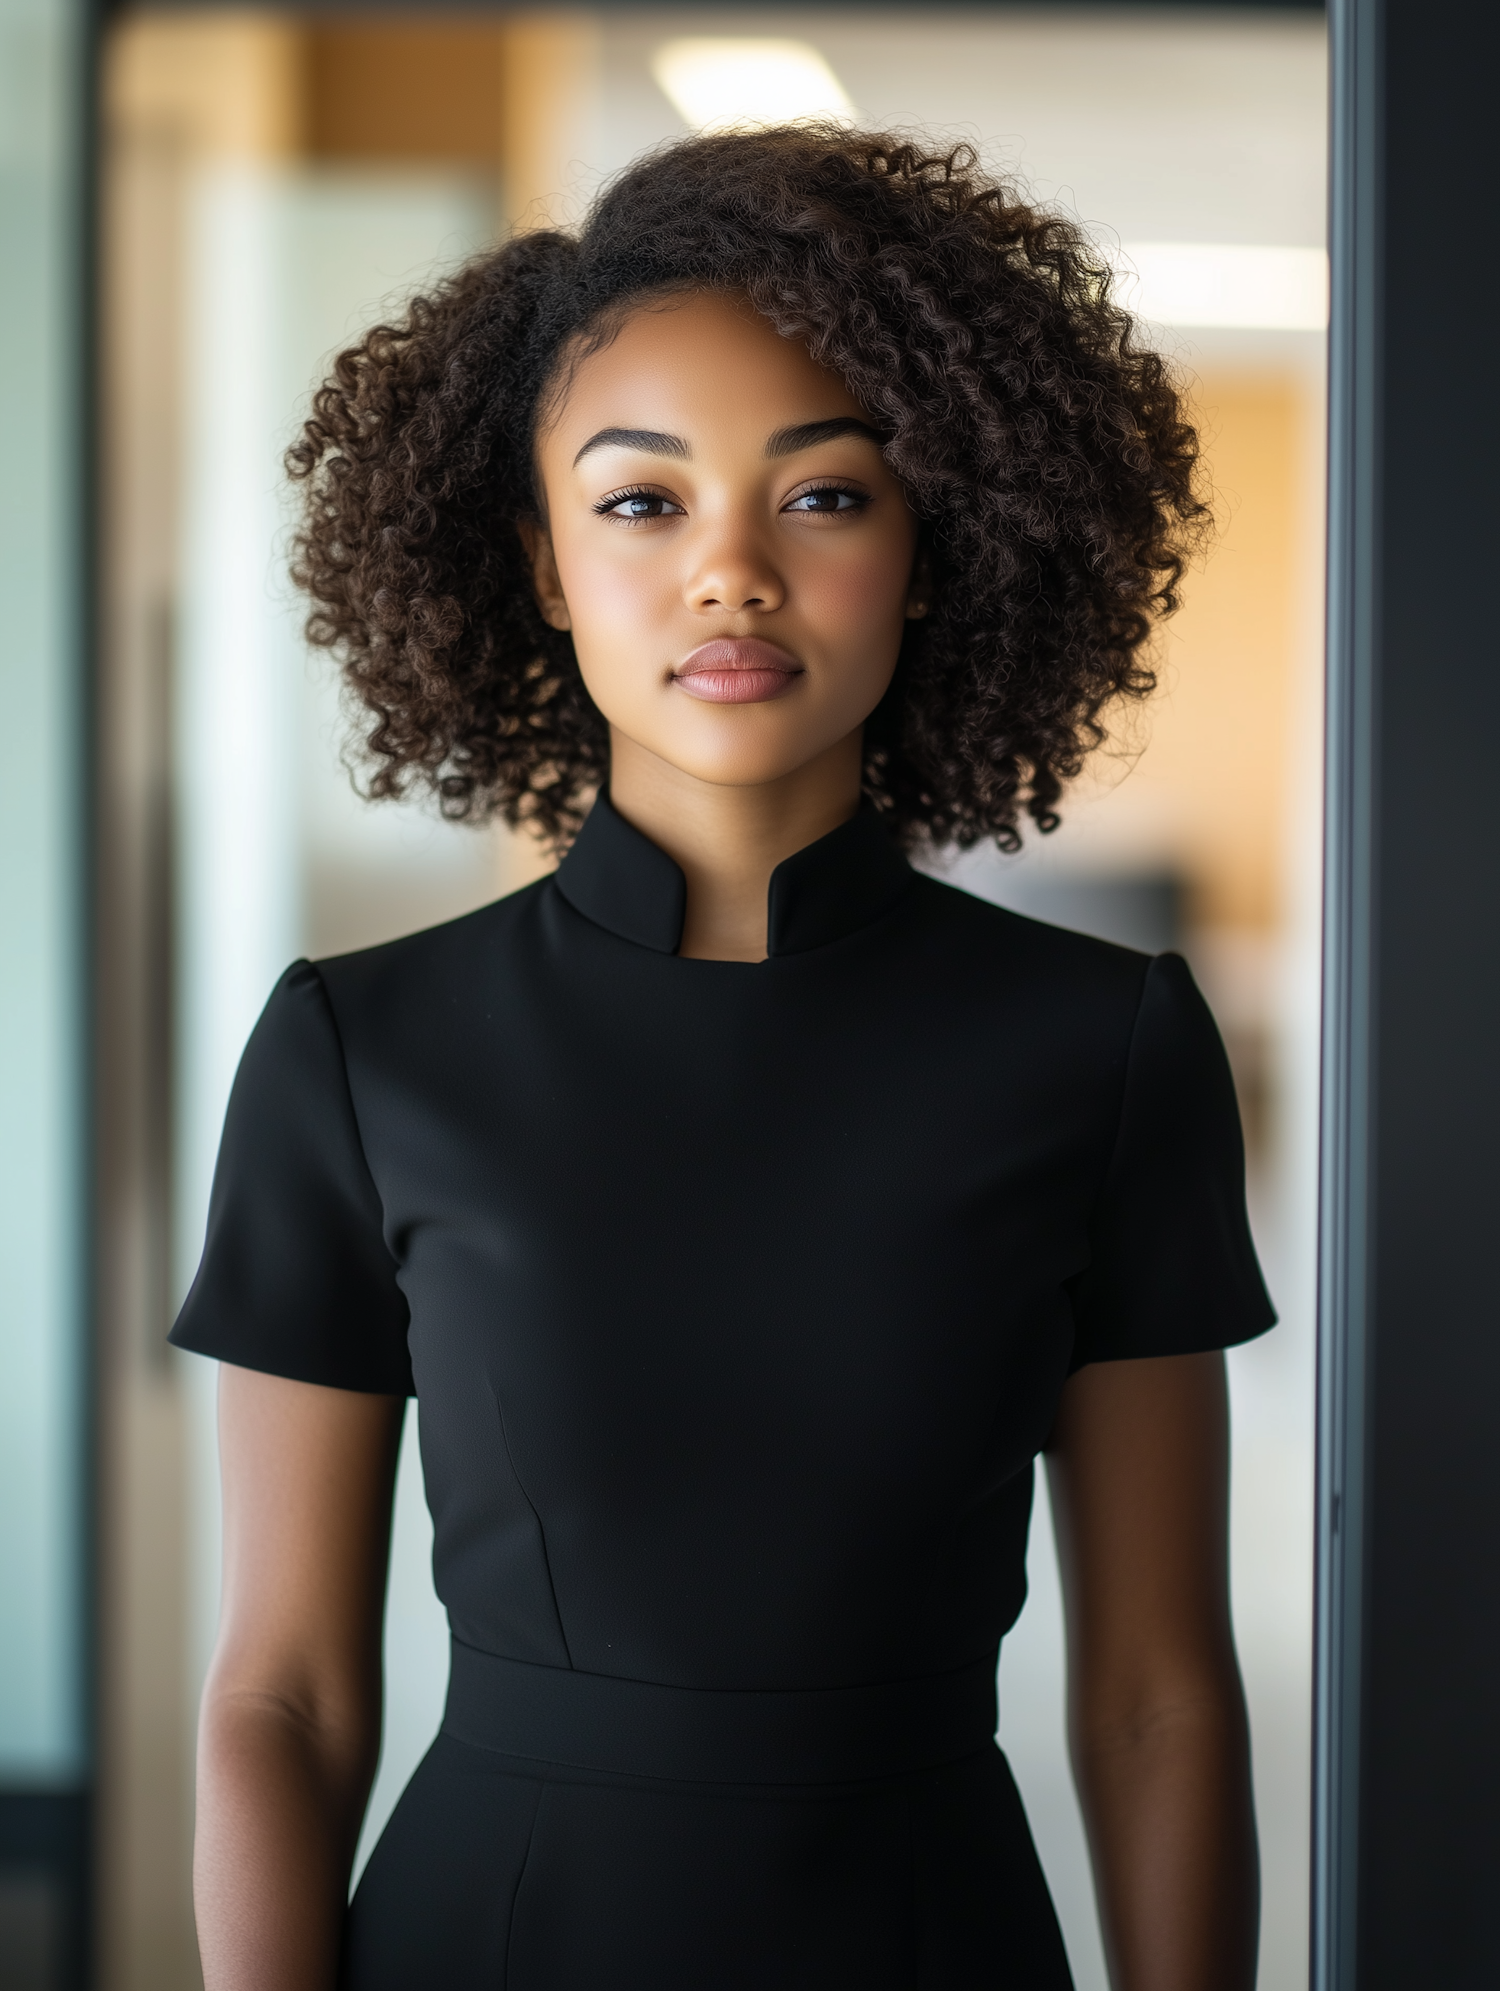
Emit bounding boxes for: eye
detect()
[594,486,685,522]
[783,483,871,516]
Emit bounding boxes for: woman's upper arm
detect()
[210,1364,405,1720]
[1045,1351,1237,1723]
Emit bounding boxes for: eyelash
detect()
[593,485,681,523]
[593,480,872,522]
[783,480,871,515]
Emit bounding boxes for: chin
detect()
[665,745,823,789]
[619,707,832,784]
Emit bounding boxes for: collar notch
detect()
[555,793,912,957]
[765,806,912,956]
[554,794,686,953]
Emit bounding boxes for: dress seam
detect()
[1089,951,1161,1224]
[904,1783,921,1987]
[491,1388,576,1668]
[305,960,405,1286]
[502,1780,545,1990]
[447,1635,992,1696]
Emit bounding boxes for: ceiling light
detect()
[652,39,855,133]
[1113,243,1329,331]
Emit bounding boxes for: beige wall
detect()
[1033,362,1322,1154]
[1041,365,1320,938]
[306,18,507,165]
[1152,374,1310,935]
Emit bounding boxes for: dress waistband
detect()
[442,1640,999,1787]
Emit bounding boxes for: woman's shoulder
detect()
[904,871,1154,1008]
[312,873,553,1005]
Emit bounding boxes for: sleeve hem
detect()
[167,1333,415,1396]
[1065,1298,1278,1375]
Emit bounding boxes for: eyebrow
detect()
[571,415,886,469]
[765,417,886,457]
[572,427,690,467]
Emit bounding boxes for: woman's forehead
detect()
[540,293,866,454]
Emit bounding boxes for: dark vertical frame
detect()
[1315,2,1374,1979]
[1318,0,1500,1985]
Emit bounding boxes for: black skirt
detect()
[342,1731,1072,1989]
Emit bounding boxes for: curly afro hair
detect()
[287,125,1206,854]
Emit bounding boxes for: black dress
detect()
[171,795,1274,1989]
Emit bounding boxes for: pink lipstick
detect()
[671,638,804,704]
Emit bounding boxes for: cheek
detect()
[554,532,675,638]
[551,536,676,724]
[796,530,916,632]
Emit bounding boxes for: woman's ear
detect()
[905,543,932,621]
[516,519,572,632]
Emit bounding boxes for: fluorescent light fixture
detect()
[1113,242,1329,331]
[652,39,855,133]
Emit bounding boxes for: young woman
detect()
[172,129,1273,1990]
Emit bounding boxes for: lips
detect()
[671,638,804,705]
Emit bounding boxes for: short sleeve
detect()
[1068,951,1276,1369]
[168,961,414,1393]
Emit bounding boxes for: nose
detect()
[685,522,786,616]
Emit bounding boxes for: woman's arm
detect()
[194,1364,405,1991]
[1046,1351,1258,1991]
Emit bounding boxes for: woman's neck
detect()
[606,728,864,961]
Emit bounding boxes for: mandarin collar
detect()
[554,792,913,957]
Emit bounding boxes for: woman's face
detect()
[526,290,924,792]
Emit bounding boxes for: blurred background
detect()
[1,5,1326,1986]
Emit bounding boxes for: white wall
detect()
[172,162,499,1819]
[0,0,88,1788]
